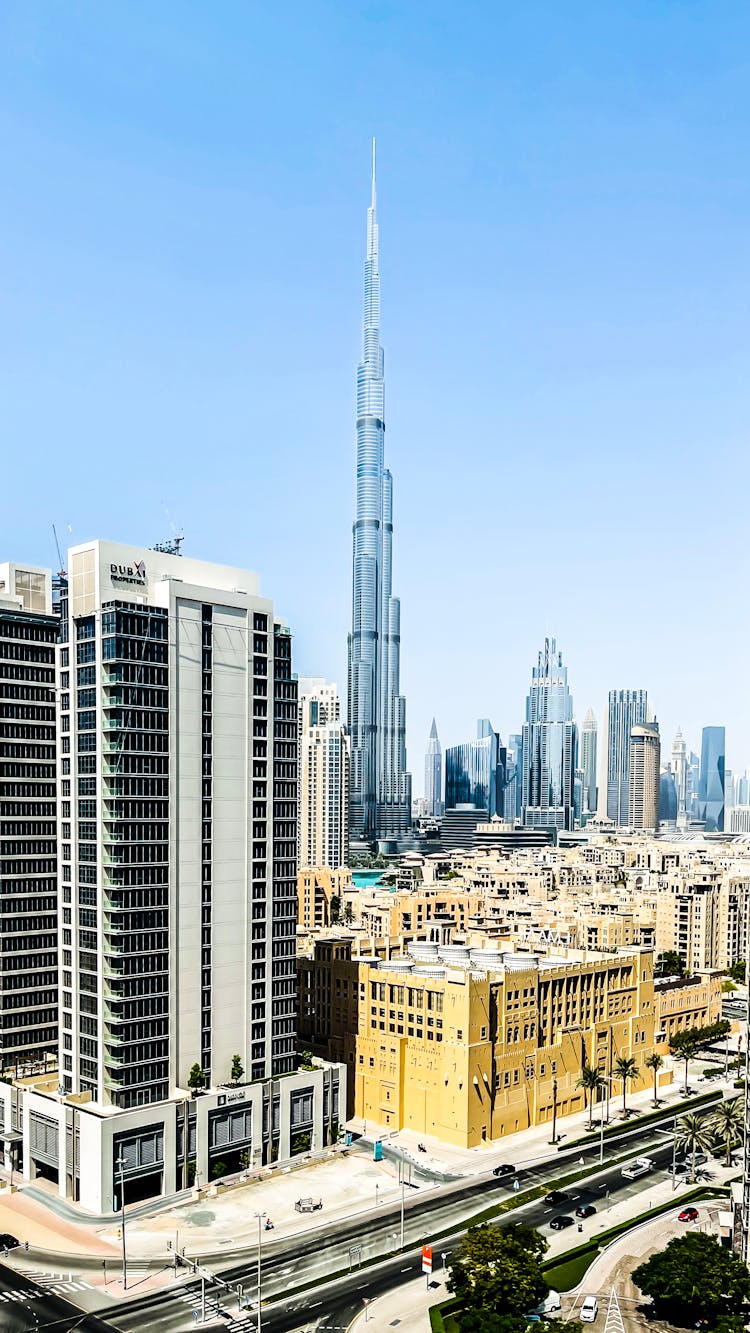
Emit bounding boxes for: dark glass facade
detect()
[0,602,58,1068]
[445,719,505,818]
[699,726,725,832]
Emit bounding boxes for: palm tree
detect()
[644,1052,663,1108]
[708,1097,744,1167]
[612,1055,639,1115]
[672,1037,700,1095]
[577,1065,605,1130]
[675,1112,714,1182]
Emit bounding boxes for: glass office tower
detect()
[699,726,725,832]
[522,639,577,831]
[606,689,649,825]
[445,719,505,817]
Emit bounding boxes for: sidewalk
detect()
[365,1055,733,1179]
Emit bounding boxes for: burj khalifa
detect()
[347,143,411,845]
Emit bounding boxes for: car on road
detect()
[544,1190,571,1206]
[678,1207,699,1223]
[621,1157,654,1180]
[549,1215,575,1231]
[0,1234,18,1250]
[581,1296,599,1323]
[575,1204,597,1219]
[493,1163,516,1178]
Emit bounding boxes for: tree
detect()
[644,1052,663,1107]
[447,1223,548,1321]
[723,978,738,993]
[343,902,354,924]
[675,1112,715,1182]
[708,1096,744,1167]
[670,1035,700,1094]
[633,1230,750,1323]
[612,1055,639,1114]
[577,1065,605,1129]
[729,960,746,984]
[187,1063,205,1092]
[670,1020,731,1094]
[329,894,341,924]
[657,950,685,977]
[231,1054,244,1085]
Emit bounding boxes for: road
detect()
[0,1259,121,1332]
[107,1114,700,1333]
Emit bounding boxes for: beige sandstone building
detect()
[299,938,662,1146]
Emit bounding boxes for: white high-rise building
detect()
[671,727,688,824]
[298,678,350,870]
[424,718,443,817]
[580,707,598,815]
[9,540,343,1211]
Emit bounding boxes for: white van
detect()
[532,1291,562,1316]
[581,1296,598,1323]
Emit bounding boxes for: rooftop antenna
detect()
[152,503,185,556]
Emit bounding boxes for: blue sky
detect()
[2,2,749,786]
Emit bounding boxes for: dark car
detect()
[549,1215,575,1231]
[544,1190,570,1206]
[0,1234,18,1250]
[575,1204,596,1219]
[678,1207,699,1223]
[493,1163,516,1178]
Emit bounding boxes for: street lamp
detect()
[253,1211,263,1333]
[550,1077,558,1145]
[115,1153,127,1290]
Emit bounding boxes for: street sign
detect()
[422,1244,433,1274]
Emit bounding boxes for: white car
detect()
[581,1296,599,1323]
[621,1157,654,1180]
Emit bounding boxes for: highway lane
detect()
[0,1260,122,1332]
[110,1131,692,1332]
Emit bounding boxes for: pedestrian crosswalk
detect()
[176,1285,256,1327]
[0,1289,39,1304]
[10,1267,94,1296]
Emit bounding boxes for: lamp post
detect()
[550,1077,558,1146]
[253,1212,262,1333]
[115,1153,127,1290]
[598,1075,612,1164]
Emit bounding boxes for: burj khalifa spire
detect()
[347,142,411,846]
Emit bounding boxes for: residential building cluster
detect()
[296,836,738,1144]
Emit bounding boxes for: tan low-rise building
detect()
[297,867,353,929]
[654,970,723,1050]
[298,939,661,1147]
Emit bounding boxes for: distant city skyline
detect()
[2,6,749,786]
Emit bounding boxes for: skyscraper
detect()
[699,726,726,832]
[347,143,411,845]
[606,689,649,825]
[298,678,350,870]
[37,540,343,1210]
[445,719,505,818]
[580,707,598,815]
[0,563,59,1070]
[424,718,442,817]
[671,727,687,823]
[521,638,577,831]
[628,722,660,829]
